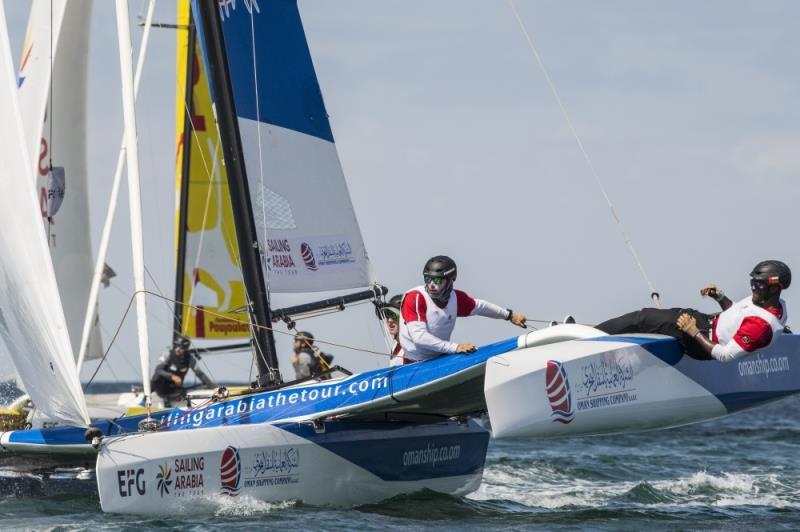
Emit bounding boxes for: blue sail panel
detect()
[217,0,333,142]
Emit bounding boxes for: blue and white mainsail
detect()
[202,0,371,293]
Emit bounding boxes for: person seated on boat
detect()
[150,338,216,406]
[377,295,404,366]
[291,331,334,380]
[399,255,527,363]
[596,260,790,362]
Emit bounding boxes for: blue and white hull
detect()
[96,419,489,513]
[485,327,800,438]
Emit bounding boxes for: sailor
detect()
[596,260,790,361]
[150,338,216,406]
[291,331,334,380]
[399,255,527,362]
[378,295,404,366]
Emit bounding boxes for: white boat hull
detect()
[97,419,488,513]
[486,329,800,438]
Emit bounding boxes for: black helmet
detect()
[423,255,457,280]
[750,260,791,289]
[387,294,402,309]
[295,331,315,344]
[423,256,457,304]
[176,337,191,349]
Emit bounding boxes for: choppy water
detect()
[2,396,800,530]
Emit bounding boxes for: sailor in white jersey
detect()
[598,260,790,361]
[399,256,527,362]
[676,260,790,361]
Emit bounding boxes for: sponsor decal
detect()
[300,242,318,271]
[46,166,66,218]
[220,446,242,496]
[242,447,300,488]
[155,456,205,497]
[738,353,790,378]
[156,463,172,497]
[162,375,390,429]
[573,355,638,412]
[545,360,575,424]
[117,468,146,497]
[266,239,297,274]
[208,317,250,335]
[317,241,355,267]
[402,444,461,467]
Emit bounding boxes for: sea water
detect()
[1,395,799,530]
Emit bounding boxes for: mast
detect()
[114,0,152,403]
[172,14,196,345]
[194,0,281,386]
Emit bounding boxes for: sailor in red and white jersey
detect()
[597,260,790,361]
[677,260,790,361]
[399,256,527,362]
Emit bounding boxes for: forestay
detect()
[17,0,102,361]
[0,2,89,427]
[206,0,371,293]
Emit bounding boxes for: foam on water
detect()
[210,494,296,517]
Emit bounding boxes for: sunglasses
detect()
[424,274,445,285]
[750,279,768,291]
[381,308,400,321]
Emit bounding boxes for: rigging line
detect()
[179,99,220,315]
[85,288,140,388]
[248,7,268,260]
[141,289,393,357]
[48,0,53,169]
[507,1,661,308]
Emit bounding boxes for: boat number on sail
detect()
[573,355,638,412]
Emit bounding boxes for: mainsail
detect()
[0,1,89,427]
[209,0,372,294]
[175,1,248,339]
[17,0,102,361]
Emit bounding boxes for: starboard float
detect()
[485,326,800,439]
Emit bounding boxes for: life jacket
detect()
[712,296,787,350]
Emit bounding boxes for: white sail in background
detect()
[17,0,102,361]
[0,2,89,427]
[213,1,372,293]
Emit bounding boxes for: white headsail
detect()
[211,1,372,294]
[17,0,103,362]
[0,1,89,427]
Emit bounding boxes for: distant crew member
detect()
[151,338,216,406]
[291,331,334,380]
[596,260,790,361]
[399,255,527,362]
[378,295,404,366]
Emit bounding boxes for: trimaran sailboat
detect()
[0,0,799,514]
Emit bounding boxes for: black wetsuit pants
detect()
[595,307,716,360]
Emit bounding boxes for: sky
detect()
[2,1,799,386]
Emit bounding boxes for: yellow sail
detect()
[175,1,248,339]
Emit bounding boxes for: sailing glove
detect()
[676,313,699,337]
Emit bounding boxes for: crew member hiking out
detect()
[596,260,790,361]
[151,338,216,406]
[399,255,527,362]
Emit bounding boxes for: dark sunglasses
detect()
[424,274,445,285]
[381,308,400,321]
[750,279,768,291]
